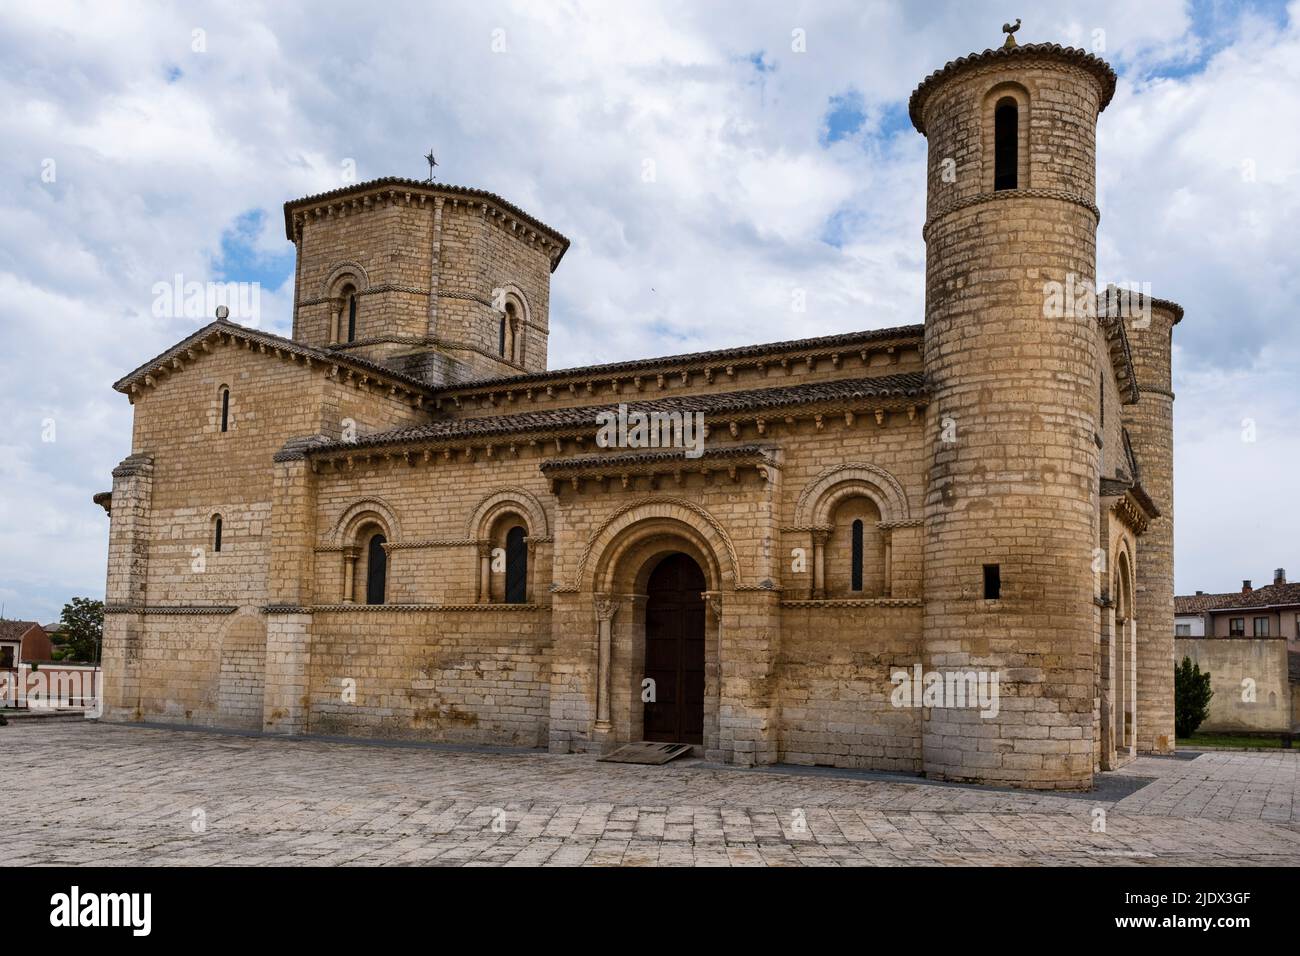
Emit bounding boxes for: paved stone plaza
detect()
[4,721,1297,866]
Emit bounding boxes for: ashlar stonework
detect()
[96,41,1182,790]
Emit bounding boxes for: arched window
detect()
[850,519,864,592]
[993,97,1018,191]
[504,525,528,604]
[212,514,223,553]
[220,387,230,432]
[498,313,507,356]
[343,284,358,343]
[828,496,883,597]
[365,533,387,605]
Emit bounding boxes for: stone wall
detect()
[1175,637,1292,733]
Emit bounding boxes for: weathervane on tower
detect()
[423,149,438,183]
[1002,18,1021,48]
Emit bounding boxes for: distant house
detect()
[0,620,54,667]
[1175,569,1300,648]
[1175,569,1300,733]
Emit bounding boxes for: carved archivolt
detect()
[569,497,739,593]
[466,487,550,539]
[321,261,371,299]
[325,496,401,546]
[793,462,910,526]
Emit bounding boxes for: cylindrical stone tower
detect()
[1121,296,1182,754]
[910,41,1117,789]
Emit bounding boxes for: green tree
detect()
[58,597,104,663]
[1174,655,1213,738]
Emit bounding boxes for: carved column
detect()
[525,537,536,604]
[341,547,359,603]
[883,530,893,598]
[811,528,830,599]
[477,541,492,604]
[329,298,342,345]
[594,595,621,731]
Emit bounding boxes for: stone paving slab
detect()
[2,722,1297,866]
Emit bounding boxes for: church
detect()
[96,36,1182,790]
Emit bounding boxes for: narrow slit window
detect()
[993,98,1018,191]
[220,387,230,432]
[366,533,387,605]
[983,563,1001,600]
[213,515,223,553]
[850,519,864,592]
[498,314,507,357]
[346,292,358,343]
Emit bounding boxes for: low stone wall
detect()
[1176,637,1293,733]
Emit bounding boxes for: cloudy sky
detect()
[1,0,1297,622]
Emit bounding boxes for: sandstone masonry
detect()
[96,40,1181,789]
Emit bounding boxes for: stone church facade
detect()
[97,41,1182,790]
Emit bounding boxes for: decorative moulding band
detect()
[780,598,923,609]
[310,603,551,612]
[923,188,1100,240]
[104,605,238,615]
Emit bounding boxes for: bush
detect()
[1174,655,1213,738]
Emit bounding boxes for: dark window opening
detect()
[213,516,223,553]
[220,388,230,432]
[366,533,387,605]
[993,98,1018,191]
[346,292,358,343]
[1099,371,1104,428]
[983,563,1001,600]
[504,525,528,604]
[498,314,507,357]
[850,519,864,592]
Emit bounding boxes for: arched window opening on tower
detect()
[498,313,508,357]
[993,97,1018,190]
[212,514,223,553]
[850,519,865,592]
[365,532,387,605]
[343,284,358,343]
[219,386,230,432]
[504,525,528,604]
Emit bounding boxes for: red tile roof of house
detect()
[1175,582,1300,615]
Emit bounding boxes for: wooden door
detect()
[643,553,706,744]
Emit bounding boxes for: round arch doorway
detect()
[642,553,706,744]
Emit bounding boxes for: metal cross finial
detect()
[1002,18,1021,48]
[423,149,438,183]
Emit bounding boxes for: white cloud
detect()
[0,0,1295,618]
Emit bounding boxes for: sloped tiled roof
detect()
[1175,583,1300,615]
[909,43,1118,133]
[282,177,570,268]
[311,372,928,453]
[113,319,436,396]
[0,620,41,642]
[443,324,925,393]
